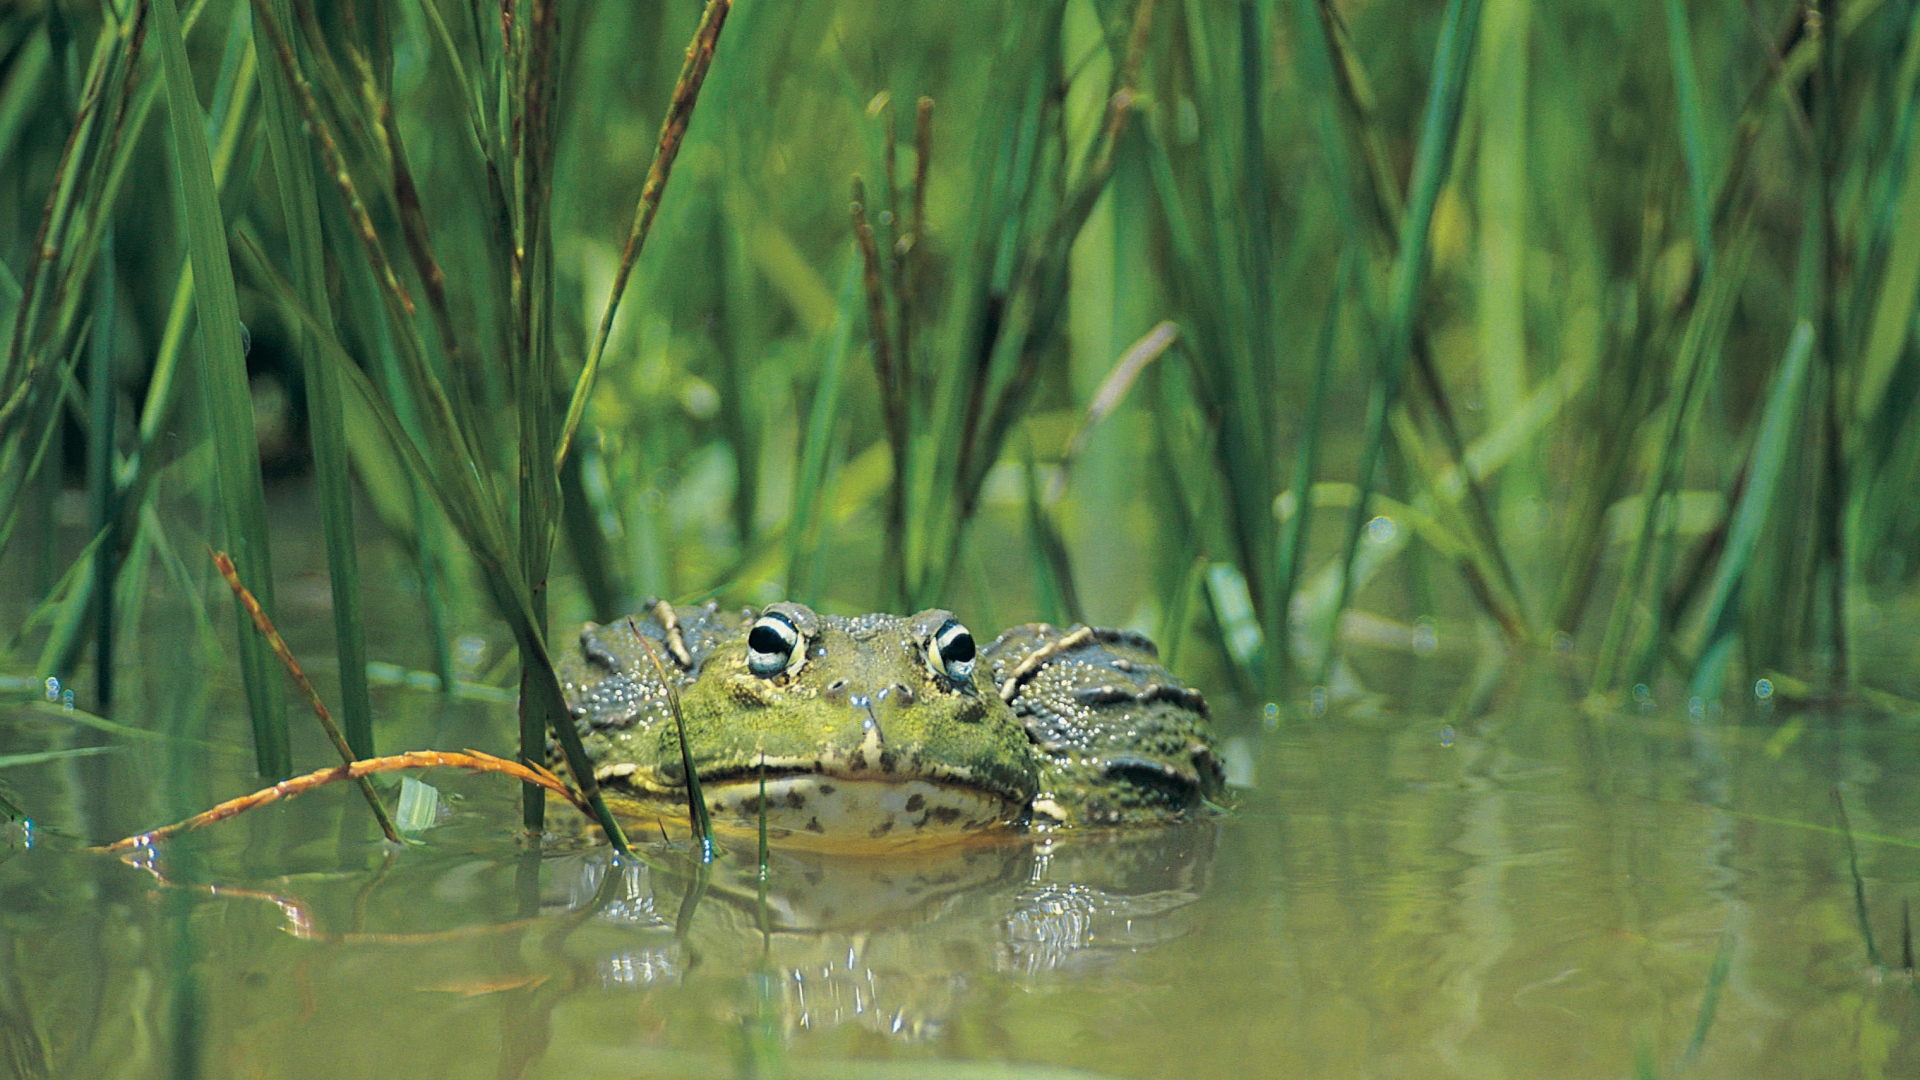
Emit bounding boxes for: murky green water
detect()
[6,644,1919,1079]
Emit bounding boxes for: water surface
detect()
[3,655,1917,1078]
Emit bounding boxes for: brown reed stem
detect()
[97,750,587,852]
[212,549,402,844]
[557,0,733,469]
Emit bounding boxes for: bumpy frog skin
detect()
[556,601,1222,850]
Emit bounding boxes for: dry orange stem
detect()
[212,549,402,845]
[96,750,589,853]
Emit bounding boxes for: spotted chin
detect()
[613,775,1022,852]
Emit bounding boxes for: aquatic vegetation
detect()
[3,0,1920,1070]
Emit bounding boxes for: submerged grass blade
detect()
[1833,785,1882,968]
[152,0,288,778]
[1679,928,1735,1066]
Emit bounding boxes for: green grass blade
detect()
[0,746,120,770]
[1664,0,1714,265]
[1679,929,1736,1068]
[152,0,288,778]
[1685,321,1814,686]
[256,0,373,758]
[1273,258,1346,684]
[786,257,859,602]
[87,229,115,711]
[1593,235,1754,693]
[1323,0,1485,680]
[1852,101,1920,430]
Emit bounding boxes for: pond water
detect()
[5,637,1918,1080]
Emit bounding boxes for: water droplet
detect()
[876,686,890,702]
[238,322,251,358]
[43,677,59,702]
[1551,631,1574,654]
[813,646,827,659]
[1754,678,1774,701]
[1366,515,1397,545]
[61,689,73,711]
[1308,686,1328,718]
[850,695,869,709]
[1688,696,1705,721]
[1262,702,1280,731]
[1631,684,1651,704]
[1412,617,1438,655]
[1440,726,1455,748]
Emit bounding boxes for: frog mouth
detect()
[598,770,1026,850]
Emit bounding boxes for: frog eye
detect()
[747,612,802,677]
[928,619,976,682]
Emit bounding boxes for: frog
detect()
[555,600,1223,850]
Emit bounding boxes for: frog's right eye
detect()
[747,612,802,677]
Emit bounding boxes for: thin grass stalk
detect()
[1592,235,1753,692]
[637,628,714,862]
[1812,0,1849,684]
[1273,260,1346,686]
[930,0,1157,608]
[1306,0,1525,634]
[557,0,733,470]
[1321,0,1484,683]
[513,0,563,837]
[87,229,114,711]
[152,0,289,778]
[852,177,910,604]
[786,259,859,600]
[1684,322,1814,693]
[256,0,373,757]
[212,551,401,845]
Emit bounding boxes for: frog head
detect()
[566,602,1040,850]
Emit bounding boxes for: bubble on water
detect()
[1366,515,1397,545]
[1440,726,1455,748]
[455,635,486,677]
[1551,631,1574,654]
[1754,678,1774,701]
[1412,617,1438,655]
[1688,696,1705,721]
[1631,684,1651,704]
[61,689,73,711]
[1308,685,1328,718]
[43,677,60,702]
[1262,702,1280,731]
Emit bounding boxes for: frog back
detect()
[982,623,1224,825]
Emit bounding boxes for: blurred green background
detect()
[4,0,1920,787]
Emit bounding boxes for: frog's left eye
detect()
[929,619,976,682]
[747,612,802,677]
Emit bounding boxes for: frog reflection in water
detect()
[555,601,1223,848]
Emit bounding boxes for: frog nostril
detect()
[823,678,849,701]
[891,683,915,705]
